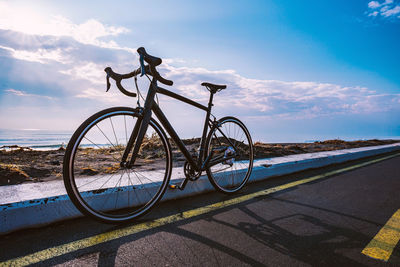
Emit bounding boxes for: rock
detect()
[22,167,51,178]
[80,168,99,176]
[0,164,29,185]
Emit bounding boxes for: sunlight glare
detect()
[0,2,51,36]
[0,1,129,46]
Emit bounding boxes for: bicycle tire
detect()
[63,107,172,223]
[205,116,254,194]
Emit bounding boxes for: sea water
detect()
[0,129,72,150]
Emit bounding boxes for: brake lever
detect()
[139,54,146,77]
[106,72,111,92]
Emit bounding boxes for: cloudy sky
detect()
[0,0,399,142]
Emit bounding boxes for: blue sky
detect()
[0,0,399,142]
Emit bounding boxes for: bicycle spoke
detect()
[66,109,170,222]
[130,170,154,199]
[76,171,116,189]
[99,171,124,211]
[91,171,118,193]
[126,169,142,207]
[207,118,253,193]
[109,117,123,158]
[95,124,121,155]
[124,115,128,144]
[82,136,121,162]
[133,169,161,186]
[114,172,123,210]
[211,166,231,173]
[126,169,131,207]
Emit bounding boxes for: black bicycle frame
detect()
[121,78,236,173]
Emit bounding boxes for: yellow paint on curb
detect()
[1,152,399,267]
[362,209,400,262]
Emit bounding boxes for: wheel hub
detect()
[223,146,235,166]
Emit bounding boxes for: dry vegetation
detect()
[253,139,398,158]
[0,139,397,186]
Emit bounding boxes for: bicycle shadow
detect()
[160,196,376,266]
[39,194,379,266]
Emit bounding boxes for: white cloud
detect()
[368,0,394,9]
[60,62,105,85]
[5,89,55,100]
[163,58,187,64]
[75,87,122,103]
[368,1,381,8]
[0,45,67,64]
[2,26,398,121]
[161,64,400,118]
[368,11,379,16]
[0,9,398,130]
[0,2,129,49]
[381,5,400,16]
[367,0,400,18]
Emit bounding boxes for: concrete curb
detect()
[1,143,399,234]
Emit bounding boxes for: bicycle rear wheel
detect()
[205,116,253,194]
[63,107,172,223]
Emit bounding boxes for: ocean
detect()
[0,129,72,150]
[1,129,398,150]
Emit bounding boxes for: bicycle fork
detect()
[120,81,157,168]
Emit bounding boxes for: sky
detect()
[0,0,399,142]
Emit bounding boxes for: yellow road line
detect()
[362,209,400,262]
[1,152,400,267]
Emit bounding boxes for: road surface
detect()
[1,152,399,266]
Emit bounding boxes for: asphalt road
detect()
[1,152,399,266]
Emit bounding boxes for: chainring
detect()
[184,159,201,181]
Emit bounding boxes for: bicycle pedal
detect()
[169,184,178,189]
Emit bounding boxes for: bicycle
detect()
[63,47,254,223]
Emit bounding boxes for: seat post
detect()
[197,81,226,165]
[197,89,214,166]
[207,89,214,111]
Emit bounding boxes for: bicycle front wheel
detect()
[63,107,172,223]
[205,116,254,194]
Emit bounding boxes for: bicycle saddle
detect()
[201,82,226,93]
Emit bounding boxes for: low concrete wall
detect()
[1,143,399,234]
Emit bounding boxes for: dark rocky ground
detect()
[0,139,398,186]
